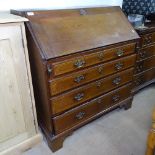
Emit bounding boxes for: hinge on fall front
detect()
[47,64,52,76]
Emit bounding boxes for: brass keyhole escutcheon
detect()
[115,62,124,70]
[74,93,85,101]
[98,52,104,61]
[98,66,104,74]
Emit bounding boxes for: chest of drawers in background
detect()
[133,25,155,92]
[11,7,139,152]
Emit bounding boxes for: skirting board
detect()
[0,133,42,155]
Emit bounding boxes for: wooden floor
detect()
[23,84,155,155]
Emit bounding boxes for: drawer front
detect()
[51,68,133,115]
[53,83,132,134]
[133,68,155,87]
[50,54,136,95]
[134,56,155,74]
[51,43,136,76]
[137,44,155,61]
[141,32,155,47]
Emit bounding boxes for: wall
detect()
[0,0,123,11]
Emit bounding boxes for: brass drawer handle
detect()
[112,94,120,102]
[74,59,86,68]
[74,75,85,83]
[97,99,102,104]
[135,63,144,73]
[98,52,104,60]
[98,66,104,74]
[116,49,124,57]
[96,81,102,88]
[75,111,85,120]
[145,36,152,44]
[148,36,152,42]
[115,62,124,70]
[113,77,121,85]
[144,37,148,43]
[74,93,84,101]
[139,51,147,59]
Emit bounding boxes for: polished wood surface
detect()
[53,83,132,134]
[50,43,136,76]
[133,68,155,88]
[134,24,155,92]
[137,44,155,61]
[140,32,155,47]
[134,56,155,74]
[26,27,53,133]
[51,68,133,115]
[11,7,139,152]
[49,54,136,95]
[21,7,138,59]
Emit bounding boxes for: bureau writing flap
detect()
[12,6,139,59]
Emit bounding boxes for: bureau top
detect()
[11,6,139,60]
[0,13,28,23]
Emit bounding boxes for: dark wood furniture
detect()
[133,24,155,92]
[11,7,139,152]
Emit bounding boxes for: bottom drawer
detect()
[133,68,155,87]
[53,83,132,134]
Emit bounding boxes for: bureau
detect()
[12,7,139,152]
[133,24,155,92]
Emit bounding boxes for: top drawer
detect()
[50,43,136,77]
[140,32,155,47]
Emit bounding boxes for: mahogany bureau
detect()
[133,24,155,92]
[11,7,139,152]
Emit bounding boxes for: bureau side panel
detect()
[25,24,53,133]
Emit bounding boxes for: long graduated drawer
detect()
[49,43,136,77]
[51,68,134,115]
[134,56,155,74]
[133,68,155,88]
[53,83,132,134]
[137,44,155,61]
[49,54,136,95]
